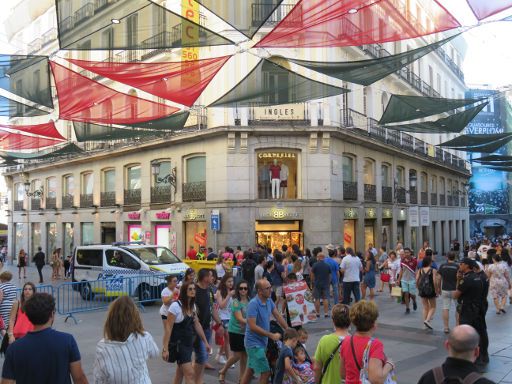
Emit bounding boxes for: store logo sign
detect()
[156,212,171,220]
[258,152,296,159]
[260,207,300,220]
[127,212,140,220]
[184,209,205,221]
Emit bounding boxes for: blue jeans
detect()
[194,327,212,364]
[342,281,361,305]
[331,280,339,304]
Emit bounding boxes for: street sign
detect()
[211,209,220,231]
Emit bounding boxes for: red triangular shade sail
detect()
[50,62,180,125]
[0,130,65,150]
[465,0,512,20]
[66,56,231,107]
[256,0,460,48]
[0,122,64,140]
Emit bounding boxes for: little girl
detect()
[292,345,314,384]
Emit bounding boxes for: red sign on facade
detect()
[128,212,141,220]
[156,212,171,220]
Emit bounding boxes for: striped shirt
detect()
[0,282,17,328]
[93,331,159,384]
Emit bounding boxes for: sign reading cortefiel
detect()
[253,103,305,121]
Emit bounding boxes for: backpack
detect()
[242,258,256,281]
[418,268,435,297]
[432,366,481,384]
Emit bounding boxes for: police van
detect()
[72,243,189,303]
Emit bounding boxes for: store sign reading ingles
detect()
[259,207,301,220]
[253,104,305,121]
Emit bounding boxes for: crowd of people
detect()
[0,237,509,383]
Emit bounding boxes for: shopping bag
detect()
[390,286,402,297]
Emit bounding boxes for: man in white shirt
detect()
[340,248,363,305]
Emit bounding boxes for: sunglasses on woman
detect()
[239,286,248,291]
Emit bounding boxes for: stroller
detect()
[266,320,285,382]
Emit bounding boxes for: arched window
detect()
[63,174,75,197]
[125,165,141,190]
[430,175,437,194]
[342,155,355,183]
[46,177,57,198]
[420,172,428,193]
[185,156,206,183]
[81,172,94,195]
[363,158,375,185]
[395,166,405,187]
[381,163,391,187]
[102,169,116,193]
[439,177,445,195]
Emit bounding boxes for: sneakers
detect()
[219,355,227,364]
[424,320,433,330]
[413,301,417,311]
[405,308,410,314]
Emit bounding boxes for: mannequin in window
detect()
[258,161,270,199]
[269,159,281,199]
[279,161,289,199]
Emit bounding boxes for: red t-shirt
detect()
[269,164,281,179]
[401,257,418,274]
[340,335,386,384]
[186,249,197,260]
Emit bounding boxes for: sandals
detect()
[219,372,226,384]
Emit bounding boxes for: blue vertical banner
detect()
[466,89,510,235]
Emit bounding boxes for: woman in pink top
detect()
[340,300,394,384]
[7,282,36,345]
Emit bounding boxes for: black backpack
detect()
[242,258,256,281]
[432,366,481,384]
[418,268,435,297]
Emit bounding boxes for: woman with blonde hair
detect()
[93,296,159,383]
[51,249,61,280]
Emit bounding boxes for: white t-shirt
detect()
[255,264,265,282]
[159,287,176,316]
[340,255,362,282]
[168,301,196,323]
[216,263,226,279]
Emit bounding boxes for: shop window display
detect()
[257,151,298,199]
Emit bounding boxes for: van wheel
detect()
[80,282,94,301]
[138,284,155,306]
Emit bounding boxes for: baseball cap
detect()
[460,258,477,269]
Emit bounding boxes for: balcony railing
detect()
[42,28,57,47]
[124,189,141,205]
[431,193,437,206]
[343,181,358,201]
[251,3,298,27]
[80,193,93,207]
[60,16,74,33]
[74,3,94,26]
[46,197,56,209]
[31,198,41,210]
[182,182,206,202]
[409,187,418,204]
[364,184,377,202]
[100,191,116,207]
[28,38,42,54]
[151,185,172,204]
[382,186,393,203]
[14,201,24,211]
[421,191,428,205]
[440,194,446,206]
[95,0,119,13]
[395,187,406,204]
[62,195,74,209]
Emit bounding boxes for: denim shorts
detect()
[401,280,417,295]
[193,327,211,364]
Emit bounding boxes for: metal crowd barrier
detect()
[56,272,169,324]
[17,284,55,298]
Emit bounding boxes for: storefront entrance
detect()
[101,222,116,244]
[364,220,375,248]
[184,221,207,255]
[255,220,303,250]
[343,220,356,250]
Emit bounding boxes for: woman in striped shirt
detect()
[0,272,17,329]
[93,296,159,384]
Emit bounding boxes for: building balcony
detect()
[14,201,24,211]
[382,186,393,203]
[431,193,437,206]
[100,191,116,207]
[421,192,428,205]
[28,38,42,54]
[60,16,74,33]
[364,184,377,202]
[124,189,141,205]
[182,182,206,202]
[62,195,74,209]
[395,187,406,204]
[80,193,93,207]
[409,187,418,205]
[31,198,41,210]
[46,197,56,209]
[42,28,57,48]
[94,0,119,13]
[151,185,172,204]
[74,3,94,26]
[440,194,446,206]
[343,181,358,201]
[251,3,298,27]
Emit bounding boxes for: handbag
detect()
[380,273,390,283]
[352,337,397,384]
[390,286,402,297]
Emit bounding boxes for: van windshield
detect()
[123,246,181,265]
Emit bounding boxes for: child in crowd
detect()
[274,328,302,384]
[292,345,315,384]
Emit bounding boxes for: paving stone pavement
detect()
[2,263,512,383]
